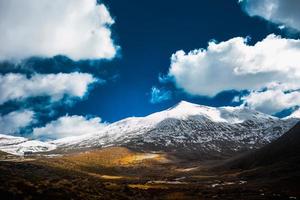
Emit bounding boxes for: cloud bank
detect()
[241,88,300,114]
[169,34,300,114]
[0,0,117,61]
[0,72,97,105]
[241,0,300,31]
[0,110,34,135]
[33,115,107,139]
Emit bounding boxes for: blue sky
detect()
[0,0,300,139]
[72,0,297,121]
[74,0,278,120]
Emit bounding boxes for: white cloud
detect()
[169,34,300,97]
[241,0,300,31]
[0,0,118,61]
[287,108,300,119]
[168,34,300,114]
[241,89,300,114]
[0,72,97,105]
[0,110,34,134]
[32,115,107,139]
[150,87,172,104]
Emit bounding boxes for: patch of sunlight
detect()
[86,172,134,180]
[120,153,168,165]
[175,167,199,172]
[147,180,188,185]
[128,184,169,190]
[100,175,126,180]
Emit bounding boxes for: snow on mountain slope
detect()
[53,101,276,145]
[52,101,298,158]
[147,101,276,123]
[0,134,28,146]
[1,101,297,157]
[0,134,56,156]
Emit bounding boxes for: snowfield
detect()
[0,134,56,156]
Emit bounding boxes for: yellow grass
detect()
[38,147,170,181]
[57,147,168,167]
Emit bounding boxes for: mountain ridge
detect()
[221,122,300,169]
[0,101,298,157]
[51,101,299,159]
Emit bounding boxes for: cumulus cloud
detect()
[241,0,300,31]
[0,0,118,61]
[32,115,107,139]
[241,89,300,114]
[168,34,300,114]
[0,72,97,105]
[0,110,34,135]
[150,87,172,104]
[169,34,300,97]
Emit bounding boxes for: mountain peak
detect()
[171,100,209,110]
[156,101,229,122]
[161,101,278,124]
[176,100,197,106]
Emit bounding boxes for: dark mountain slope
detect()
[224,122,300,169]
[215,123,300,198]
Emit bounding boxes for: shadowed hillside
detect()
[217,122,300,197]
[223,122,300,168]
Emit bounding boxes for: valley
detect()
[0,102,299,199]
[1,140,299,199]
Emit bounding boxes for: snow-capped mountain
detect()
[0,101,298,157]
[52,101,298,159]
[0,134,56,156]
